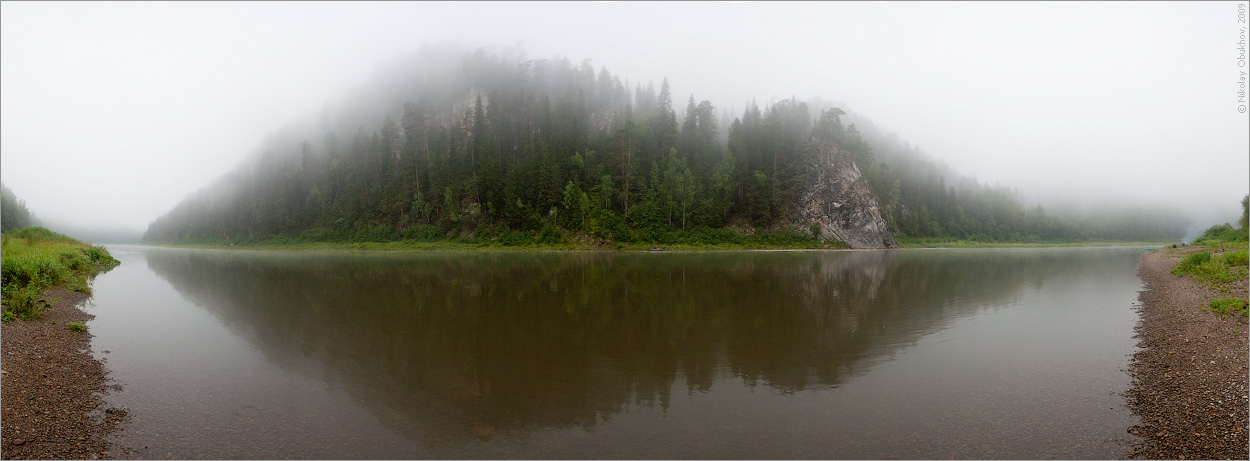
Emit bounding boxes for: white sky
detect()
[3,1,1247,233]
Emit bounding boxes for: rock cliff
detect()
[788,142,898,249]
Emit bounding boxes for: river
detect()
[86,245,1145,459]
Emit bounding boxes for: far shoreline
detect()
[128,239,1172,253]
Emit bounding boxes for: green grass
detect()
[1,227,119,321]
[66,275,91,293]
[66,321,86,332]
[1207,297,1249,318]
[7,226,82,243]
[1171,249,1250,290]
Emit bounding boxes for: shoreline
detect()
[133,240,1167,253]
[1,286,127,460]
[1126,247,1248,459]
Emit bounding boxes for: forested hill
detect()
[142,46,1187,247]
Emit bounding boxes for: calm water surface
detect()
[87,246,1145,459]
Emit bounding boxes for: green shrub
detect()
[1208,297,1249,318]
[67,275,90,293]
[80,246,119,265]
[1195,259,1243,284]
[67,321,86,332]
[1222,249,1249,267]
[752,229,818,247]
[59,250,88,271]
[2,254,69,288]
[1,285,50,321]
[537,224,563,245]
[1172,251,1211,276]
[1172,250,1250,286]
[404,225,445,242]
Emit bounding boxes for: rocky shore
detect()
[1,287,127,460]
[1127,248,1248,459]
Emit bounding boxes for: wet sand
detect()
[1127,247,1248,459]
[1,287,127,460]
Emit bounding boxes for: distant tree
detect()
[708,149,737,216]
[1,182,35,233]
[562,180,589,230]
[1240,194,1249,229]
[411,189,431,225]
[654,78,679,157]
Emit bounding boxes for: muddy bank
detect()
[1,287,127,460]
[1127,248,1248,459]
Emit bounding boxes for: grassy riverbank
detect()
[1,227,119,321]
[1,227,128,457]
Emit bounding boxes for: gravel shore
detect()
[1,287,127,460]
[1127,247,1249,459]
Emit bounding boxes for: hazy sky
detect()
[2,1,1247,234]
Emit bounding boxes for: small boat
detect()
[649,247,664,252]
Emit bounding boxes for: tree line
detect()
[142,47,1187,245]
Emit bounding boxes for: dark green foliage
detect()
[2,285,50,321]
[80,246,120,265]
[1,183,36,233]
[1241,194,1249,230]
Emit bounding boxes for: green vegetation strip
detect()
[1207,297,1249,318]
[1,227,119,322]
[1171,248,1249,290]
[151,225,845,251]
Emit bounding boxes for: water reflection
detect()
[133,247,1138,458]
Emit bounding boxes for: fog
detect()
[2,2,1246,238]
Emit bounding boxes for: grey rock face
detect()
[788,142,898,249]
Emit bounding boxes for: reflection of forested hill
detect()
[143,248,1130,446]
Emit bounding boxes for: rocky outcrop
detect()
[787,142,898,249]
